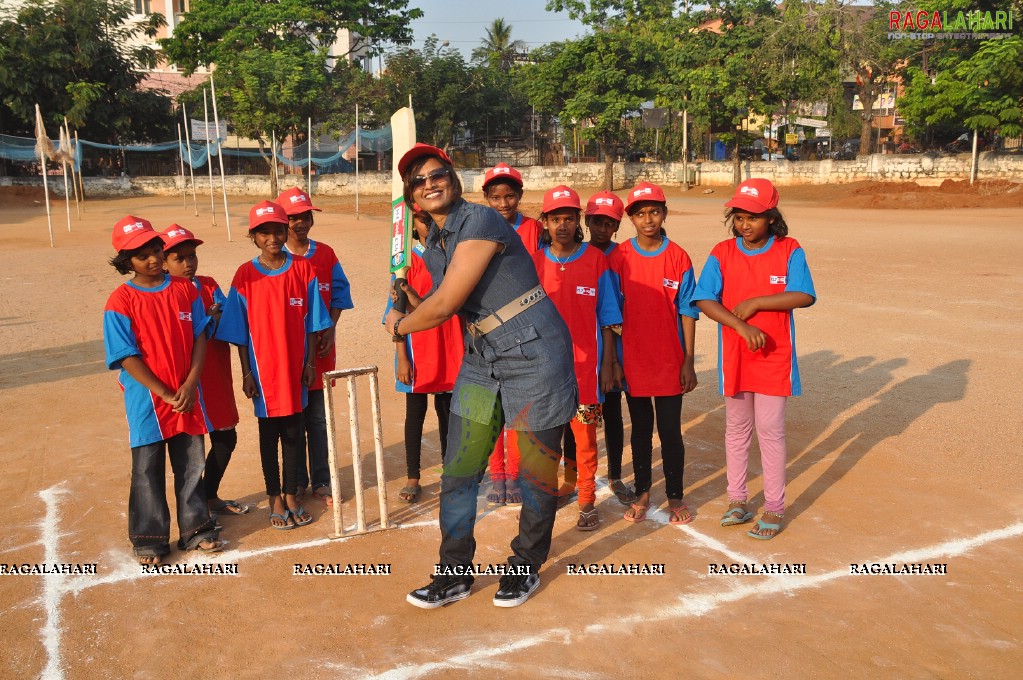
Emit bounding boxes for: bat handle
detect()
[393,277,409,314]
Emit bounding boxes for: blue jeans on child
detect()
[129,433,216,557]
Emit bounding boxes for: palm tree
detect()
[477,18,525,71]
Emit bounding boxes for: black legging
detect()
[405,392,452,479]
[203,428,237,499]
[603,391,625,479]
[624,393,685,499]
[257,413,305,496]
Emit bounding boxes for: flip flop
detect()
[623,503,648,523]
[398,485,420,503]
[487,482,506,507]
[270,510,295,531]
[576,508,600,532]
[668,504,694,525]
[505,483,523,506]
[720,505,754,527]
[747,518,782,540]
[194,538,226,553]
[210,499,250,515]
[609,480,637,506]
[289,505,314,527]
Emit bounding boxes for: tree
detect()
[473,18,526,71]
[519,30,658,189]
[161,0,422,188]
[0,0,173,142]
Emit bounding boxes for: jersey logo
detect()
[663,278,679,290]
[289,298,304,306]
[770,275,787,285]
[318,283,330,292]
[178,312,192,321]
[576,286,596,296]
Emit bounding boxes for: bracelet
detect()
[305,361,315,368]
[243,371,252,379]
[392,319,405,341]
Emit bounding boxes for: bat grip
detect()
[393,277,409,314]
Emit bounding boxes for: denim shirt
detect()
[423,198,577,431]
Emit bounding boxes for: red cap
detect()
[541,185,581,214]
[397,143,452,177]
[725,178,779,213]
[248,200,289,230]
[112,215,160,252]
[482,163,523,190]
[625,182,667,212]
[585,191,624,221]
[276,187,321,215]
[160,224,204,250]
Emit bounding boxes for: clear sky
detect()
[404,0,588,57]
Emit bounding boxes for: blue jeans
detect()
[438,393,565,570]
[129,433,216,556]
[297,388,331,491]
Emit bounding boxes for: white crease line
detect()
[39,485,69,680]
[370,521,1023,679]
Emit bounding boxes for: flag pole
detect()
[308,116,313,194]
[209,76,232,241]
[203,89,217,226]
[58,126,72,232]
[34,105,54,248]
[355,103,360,220]
[64,117,81,219]
[182,102,198,216]
[176,122,187,207]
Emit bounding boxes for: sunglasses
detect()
[410,167,452,190]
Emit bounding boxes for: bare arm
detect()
[169,333,207,412]
[303,332,317,387]
[395,340,413,385]
[120,356,175,404]
[694,299,766,352]
[732,292,815,321]
[317,307,343,358]
[384,239,503,336]
[236,345,256,399]
[680,315,697,394]
[599,326,616,394]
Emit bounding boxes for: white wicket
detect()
[322,366,390,539]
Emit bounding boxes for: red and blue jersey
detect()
[608,238,699,397]
[284,239,354,390]
[217,255,332,418]
[193,275,238,431]
[533,244,621,404]
[512,214,543,256]
[103,275,211,447]
[384,244,464,394]
[692,236,816,397]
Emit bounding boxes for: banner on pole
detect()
[190,119,227,141]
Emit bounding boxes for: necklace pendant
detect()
[560,265,566,271]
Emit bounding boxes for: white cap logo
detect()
[595,197,613,206]
[168,229,186,238]
[256,206,275,216]
[740,185,760,197]
[493,166,511,175]
[289,194,307,204]
[553,190,571,199]
[633,187,652,197]
[123,221,145,234]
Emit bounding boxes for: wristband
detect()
[392,319,406,342]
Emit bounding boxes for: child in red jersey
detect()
[217,201,333,531]
[533,186,622,530]
[278,187,355,508]
[608,182,699,524]
[161,225,247,519]
[482,163,541,505]
[583,190,636,506]
[693,179,816,540]
[388,208,465,502]
[103,216,222,565]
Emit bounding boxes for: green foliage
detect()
[472,18,526,71]
[0,0,172,142]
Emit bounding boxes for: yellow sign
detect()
[785,133,799,145]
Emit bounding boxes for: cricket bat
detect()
[389,106,416,313]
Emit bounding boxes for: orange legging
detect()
[488,429,521,483]
[569,420,598,505]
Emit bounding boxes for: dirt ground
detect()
[1,179,1021,679]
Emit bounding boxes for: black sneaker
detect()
[493,571,540,607]
[406,574,473,609]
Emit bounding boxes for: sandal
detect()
[623,503,648,523]
[270,510,295,531]
[289,505,314,527]
[609,480,637,506]
[720,502,754,527]
[209,499,250,515]
[487,482,506,506]
[668,503,694,525]
[505,482,523,506]
[576,508,600,532]
[398,485,420,503]
[747,512,783,540]
[194,538,226,553]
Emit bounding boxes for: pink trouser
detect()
[724,392,788,514]
[488,429,521,483]
[568,420,598,506]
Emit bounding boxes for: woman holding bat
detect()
[384,144,577,609]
